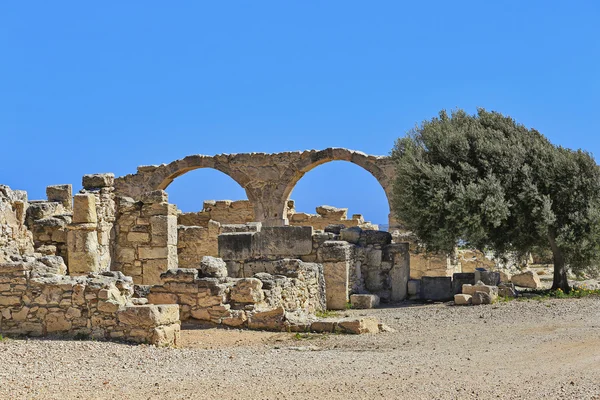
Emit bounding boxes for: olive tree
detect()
[392,108,600,291]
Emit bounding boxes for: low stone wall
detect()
[0,259,180,346]
[178,200,255,227]
[147,257,325,331]
[286,203,378,231]
[113,191,178,285]
[219,226,410,309]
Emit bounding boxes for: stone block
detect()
[474,270,501,286]
[360,230,392,246]
[338,317,379,334]
[82,173,115,189]
[452,273,475,294]
[323,261,349,310]
[407,279,421,298]
[247,306,285,331]
[462,283,498,302]
[511,271,541,289]
[389,244,410,302]
[310,320,337,333]
[454,294,472,305]
[72,194,97,224]
[199,256,228,278]
[218,232,255,260]
[498,283,517,297]
[421,276,453,301]
[152,323,180,347]
[138,246,168,259]
[160,268,198,283]
[317,241,353,262]
[340,227,362,244]
[46,184,72,210]
[230,278,264,303]
[141,190,168,204]
[472,291,493,305]
[117,304,180,328]
[350,294,380,309]
[67,229,101,275]
[253,226,313,257]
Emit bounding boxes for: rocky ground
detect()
[1,297,600,400]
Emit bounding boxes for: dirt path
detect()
[1,297,600,399]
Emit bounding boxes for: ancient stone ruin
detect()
[1,148,529,345]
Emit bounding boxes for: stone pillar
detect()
[46,184,72,211]
[317,241,353,310]
[67,194,101,275]
[113,191,177,285]
[385,242,410,302]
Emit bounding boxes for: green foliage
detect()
[392,108,600,290]
[0,334,5,341]
[517,286,600,301]
[315,310,338,318]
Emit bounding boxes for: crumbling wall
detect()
[0,186,34,262]
[112,191,178,285]
[147,256,325,331]
[218,225,410,309]
[178,200,255,227]
[0,260,180,346]
[177,221,260,267]
[80,174,116,271]
[286,202,378,231]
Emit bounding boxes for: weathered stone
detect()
[388,243,410,302]
[72,194,97,224]
[338,317,380,334]
[147,292,179,305]
[253,226,313,256]
[474,270,501,286]
[218,232,254,260]
[407,279,421,299]
[117,304,180,328]
[452,273,475,295]
[421,276,453,301]
[141,190,168,204]
[511,271,541,289]
[82,173,115,189]
[46,184,72,210]
[230,278,264,303]
[247,307,285,330]
[498,283,517,298]
[454,294,472,305]
[340,227,362,244]
[199,256,228,278]
[160,268,198,283]
[472,291,493,305]
[350,294,380,309]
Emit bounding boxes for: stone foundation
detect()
[0,259,180,346]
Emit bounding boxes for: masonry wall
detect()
[112,191,178,285]
[218,225,410,309]
[0,185,34,263]
[286,202,378,231]
[0,260,180,346]
[147,257,325,331]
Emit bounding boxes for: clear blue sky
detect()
[1,1,598,224]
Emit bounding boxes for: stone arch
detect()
[278,148,396,227]
[113,154,258,208]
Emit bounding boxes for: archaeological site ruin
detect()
[0,148,526,346]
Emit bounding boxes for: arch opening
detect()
[285,160,390,231]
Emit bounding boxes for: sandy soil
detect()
[1,297,600,400]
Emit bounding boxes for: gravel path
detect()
[1,297,600,399]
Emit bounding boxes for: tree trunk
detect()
[548,231,570,293]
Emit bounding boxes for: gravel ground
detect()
[1,297,600,400]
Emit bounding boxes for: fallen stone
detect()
[337,317,380,334]
[454,294,472,305]
[350,294,380,309]
[511,271,541,289]
[472,291,493,305]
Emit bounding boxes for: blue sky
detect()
[1,1,598,224]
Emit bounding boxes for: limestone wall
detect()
[0,186,34,263]
[287,203,378,231]
[0,260,180,346]
[147,257,325,331]
[112,191,178,285]
[218,226,409,309]
[178,200,255,227]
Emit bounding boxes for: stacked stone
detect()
[113,191,178,285]
[24,185,72,260]
[0,262,180,346]
[67,194,101,275]
[80,174,116,271]
[0,185,34,263]
[287,204,378,231]
[147,256,325,331]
